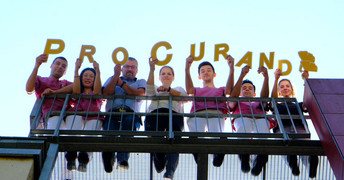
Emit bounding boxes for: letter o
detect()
[112,47,129,65]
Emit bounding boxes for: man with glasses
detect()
[102,57,146,173]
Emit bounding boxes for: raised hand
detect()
[185,55,194,70]
[226,54,234,69]
[149,57,158,71]
[114,63,121,78]
[93,60,100,73]
[301,70,309,79]
[241,65,251,77]
[36,54,48,68]
[258,66,268,78]
[274,68,282,80]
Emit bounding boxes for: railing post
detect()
[53,94,70,137]
[39,143,59,180]
[197,153,208,180]
[168,96,174,139]
[271,98,289,142]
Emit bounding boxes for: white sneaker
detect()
[78,163,87,172]
[116,161,129,171]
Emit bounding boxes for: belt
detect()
[112,107,133,112]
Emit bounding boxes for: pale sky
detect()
[1,0,343,136]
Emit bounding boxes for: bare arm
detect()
[147,58,158,86]
[103,64,121,95]
[302,70,309,110]
[225,55,235,95]
[185,55,195,95]
[26,54,47,93]
[258,66,269,98]
[41,84,73,97]
[271,68,281,98]
[73,58,82,94]
[229,65,250,109]
[93,61,102,95]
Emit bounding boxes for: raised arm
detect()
[73,58,82,94]
[103,64,121,95]
[271,68,282,98]
[301,70,309,110]
[147,57,158,86]
[93,61,102,95]
[26,54,47,94]
[258,66,269,98]
[185,55,195,95]
[229,65,250,109]
[225,54,235,95]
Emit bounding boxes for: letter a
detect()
[236,51,252,67]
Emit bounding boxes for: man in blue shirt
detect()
[102,57,146,173]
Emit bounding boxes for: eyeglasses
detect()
[123,65,137,69]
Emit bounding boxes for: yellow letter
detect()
[236,51,252,67]
[214,43,229,61]
[112,47,129,65]
[298,51,318,72]
[43,39,65,62]
[278,60,292,76]
[151,41,172,66]
[259,52,275,69]
[190,42,205,61]
[79,45,96,63]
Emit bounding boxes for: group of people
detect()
[26,53,318,179]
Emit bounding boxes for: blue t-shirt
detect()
[103,76,147,112]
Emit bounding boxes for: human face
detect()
[50,58,67,79]
[159,67,174,86]
[122,60,138,80]
[241,83,255,97]
[81,70,95,89]
[199,65,215,81]
[279,80,293,97]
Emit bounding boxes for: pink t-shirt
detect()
[35,76,72,120]
[68,92,104,120]
[190,86,228,113]
[232,102,276,129]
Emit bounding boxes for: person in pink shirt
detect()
[229,65,275,176]
[26,54,73,129]
[185,55,234,167]
[64,58,103,172]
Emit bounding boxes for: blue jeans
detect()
[103,109,141,162]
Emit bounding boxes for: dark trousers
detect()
[102,108,141,163]
[145,108,184,175]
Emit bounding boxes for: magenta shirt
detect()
[68,92,104,120]
[232,102,276,129]
[35,76,72,119]
[190,86,228,113]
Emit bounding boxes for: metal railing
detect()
[26,94,332,180]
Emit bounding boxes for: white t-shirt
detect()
[146,84,187,113]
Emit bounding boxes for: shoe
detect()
[287,155,300,176]
[239,154,250,173]
[67,160,76,171]
[309,155,319,178]
[163,172,173,180]
[78,163,87,172]
[213,154,225,167]
[102,152,115,173]
[78,152,89,164]
[154,153,167,173]
[117,160,129,171]
[251,155,268,176]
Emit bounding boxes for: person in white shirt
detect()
[145,58,187,180]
